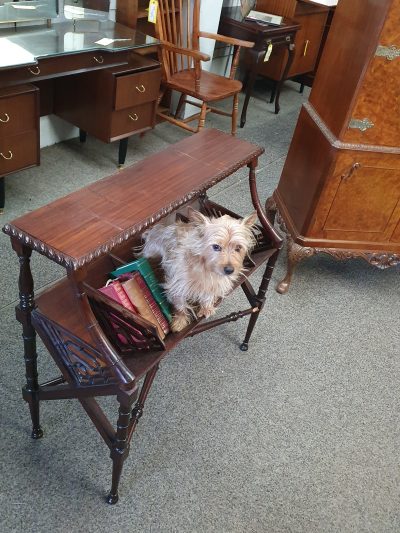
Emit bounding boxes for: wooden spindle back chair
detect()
[156,0,254,135]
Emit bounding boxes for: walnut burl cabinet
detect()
[2,129,282,504]
[266,0,400,293]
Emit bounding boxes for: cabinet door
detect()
[289,11,328,77]
[257,9,328,79]
[318,152,400,244]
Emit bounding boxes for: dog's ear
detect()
[241,211,257,228]
[187,207,209,226]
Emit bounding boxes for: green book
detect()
[110,257,172,323]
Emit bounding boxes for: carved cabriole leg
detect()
[274,43,296,115]
[231,93,238,136]
[107,364,159,505]
[277,237,317,294]
[12,239,43,439]
[240,49,264,128]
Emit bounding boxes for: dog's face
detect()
[188,209,257,278]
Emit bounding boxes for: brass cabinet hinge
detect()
[376,44,400,61]
[348,118,374,132]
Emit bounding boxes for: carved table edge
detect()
[2,148,263,270]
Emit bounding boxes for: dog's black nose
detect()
[224,266,234,275]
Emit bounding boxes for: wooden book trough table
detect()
[3,129,282,504]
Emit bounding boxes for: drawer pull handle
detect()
[341,163,361,181]
[129,113,139,121]
[303,40,310,57]
[94,55,104,64]
[0,113,10,123]
[136,85,146,93]
[28,66,41,76]
[1,150,13,160]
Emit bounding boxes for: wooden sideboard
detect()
[0,21,160,212]
[266,0,400,293]
[3,129,282,504]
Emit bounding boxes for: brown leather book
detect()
[121,273,168,340]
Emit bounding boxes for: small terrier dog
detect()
[142,207,257,332]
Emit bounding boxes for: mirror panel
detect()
[63,0,110,20]
[0,0,58,23]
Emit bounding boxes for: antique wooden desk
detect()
[0,21,161,211]
[219,7,300,124]
[3,128,282,504]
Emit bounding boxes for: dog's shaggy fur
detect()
[142,207,257,332]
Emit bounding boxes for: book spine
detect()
[112,280,137,313]
[135,259,173,323]
[134,273,170,335]
[111,258,172,323]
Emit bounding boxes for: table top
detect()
[3,129,264,270]
[0,21,159,70]
[220,7,300,37]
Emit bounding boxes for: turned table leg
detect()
[107,364,159,504]
[12,240,43,439]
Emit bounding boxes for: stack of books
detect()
[98,257,172,340]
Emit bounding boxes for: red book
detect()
[98,280,138,313]
[98,280,146,347]
[121,272,170,338]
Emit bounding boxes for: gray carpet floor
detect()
[1,79,399,533]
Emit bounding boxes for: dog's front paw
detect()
[171,313,191,333]
[197,306,216,319]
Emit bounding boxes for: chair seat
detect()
[167,69,242,102]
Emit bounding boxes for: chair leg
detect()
[197,102,207,132]
[175,93,186,119]
[231,93,238,136]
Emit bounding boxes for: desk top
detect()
[3,129,264,270]
[0,21,158,70]
[221,6,300,37]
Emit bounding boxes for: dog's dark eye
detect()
[212,244,221,251]
[235,245,242,252]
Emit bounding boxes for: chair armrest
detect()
[160,40,211,62]
[198,31,254,49]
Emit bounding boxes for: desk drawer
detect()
[0,51,129,88]
[114,68,161,110]
[0,86,38,138]
[110,102,155,139]
[0,131,39,176]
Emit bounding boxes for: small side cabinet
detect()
[0,84,39,177]
[253,0,330,81]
